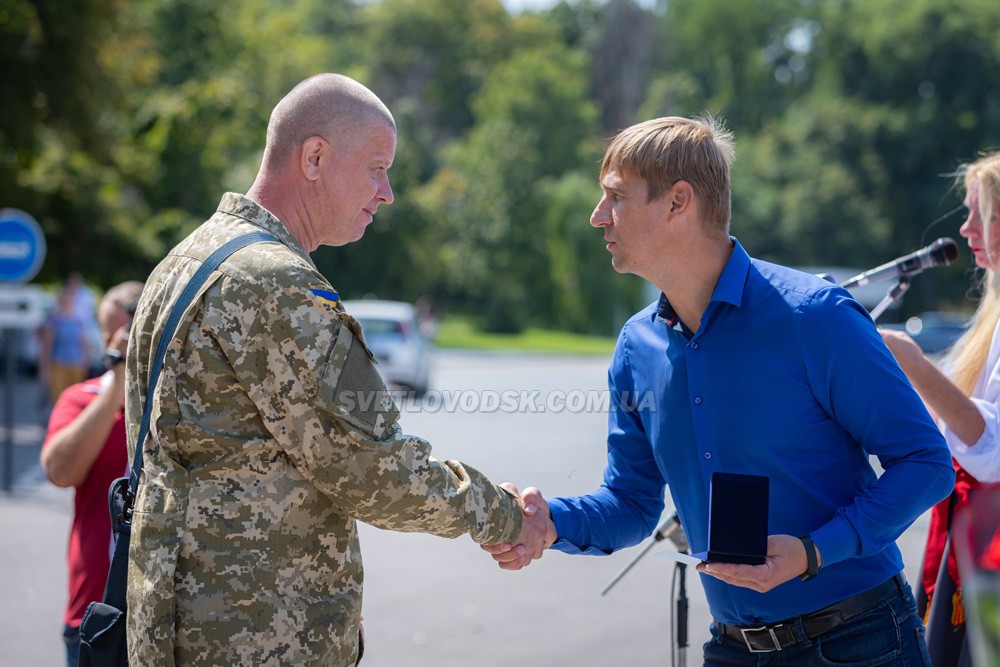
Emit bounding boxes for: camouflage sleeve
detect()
[233,282,522,545]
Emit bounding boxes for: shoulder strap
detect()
[127,231,280,496]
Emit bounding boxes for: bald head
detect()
[261,74,395,170]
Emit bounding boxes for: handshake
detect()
[482,484,558,570]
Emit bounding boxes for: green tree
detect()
[0,0,135,283]
[361,0,513,143]
[646,0,817,131]
[18,0,998,331]
[732,101,894,267]
[541,171,646,334]
[414,42,603,332]
[313,0,521,307]
[648,0,1000,315]
[88,0,364,277]
[587,0,666,132]
[810,0,1000,310]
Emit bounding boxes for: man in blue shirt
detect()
[486,116,955,664]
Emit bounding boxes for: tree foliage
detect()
[3,0,1000,330]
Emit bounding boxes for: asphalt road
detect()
[0,351,931,667]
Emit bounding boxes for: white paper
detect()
[653,548,705,566]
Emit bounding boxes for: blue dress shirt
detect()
[547,239,955,624]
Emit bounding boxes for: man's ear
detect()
[668,180,694,214]
[300,136,327,181]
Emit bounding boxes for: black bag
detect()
[75,232,280,667]
[78,479,132,667]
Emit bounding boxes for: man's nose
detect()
[591,197,611,227]
[379,175,394,205]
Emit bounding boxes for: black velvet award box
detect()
[694,472,769,565]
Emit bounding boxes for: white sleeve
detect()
[945,320,1000,481]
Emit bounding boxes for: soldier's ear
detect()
[300,137,327,181]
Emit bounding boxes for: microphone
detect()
[600,512,688,596]
[840,238,959,289]
[655,512,689,552]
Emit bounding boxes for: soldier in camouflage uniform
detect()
[124,73,553,666]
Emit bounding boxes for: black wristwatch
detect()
[104,349,125,369]
[798,534,819,581]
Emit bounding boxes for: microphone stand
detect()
[673,562,689,667]
[866,276,911,323]
[601,513,689,667]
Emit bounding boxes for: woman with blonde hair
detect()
[882,150,1000,667]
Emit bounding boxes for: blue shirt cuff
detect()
[811,515,859,567]
[548,497,614,556]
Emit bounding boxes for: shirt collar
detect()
[654,237,751,326]
[713,237,751,307]
[217,192,318,270]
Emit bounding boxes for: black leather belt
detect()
[714,573,906,653]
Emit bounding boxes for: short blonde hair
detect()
[600,115,735,229]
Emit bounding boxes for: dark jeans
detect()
[703,581,931,666]
[63,624,80,667]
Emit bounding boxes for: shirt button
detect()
[704,452,712,460]
[694,396,703,405]
[690,341,699,349]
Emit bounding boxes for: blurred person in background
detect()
[40,281,144,667]
[414,294,438,338]
[66,271,98,332]
[40,286,92,405]
[882,151,1000,667]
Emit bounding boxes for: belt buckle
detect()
[740,624,784,652]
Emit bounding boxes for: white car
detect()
[342,299,432,396]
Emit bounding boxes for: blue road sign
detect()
[0,208,46,283]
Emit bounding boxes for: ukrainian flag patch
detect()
[311,288,341,309]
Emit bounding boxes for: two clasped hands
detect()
[481,484,556,570]
[483,484,821,594]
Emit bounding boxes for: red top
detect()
[922,460,977,603]
[43,377,128,627]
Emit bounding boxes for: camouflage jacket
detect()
[124,193,522,666]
